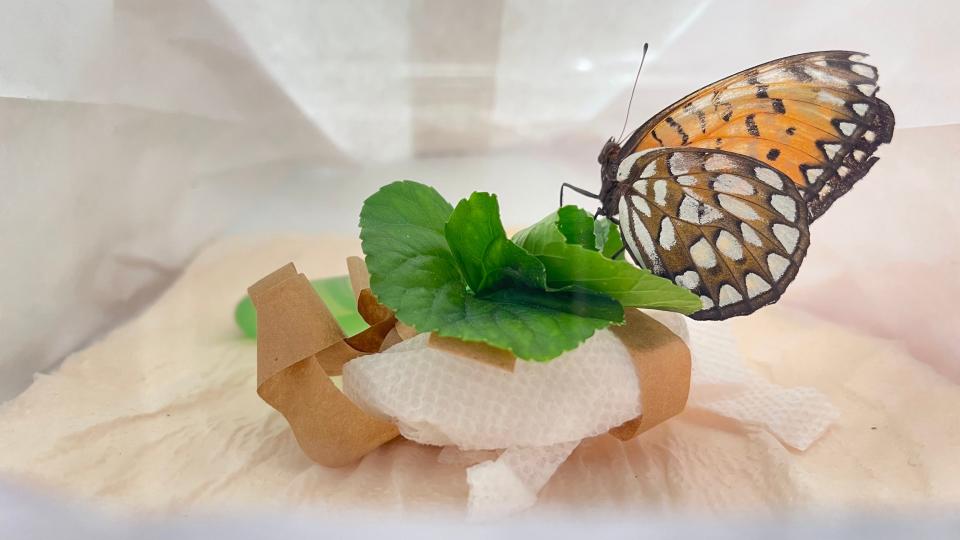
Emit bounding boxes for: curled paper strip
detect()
[250,260,693,469]
[249,262,399,467]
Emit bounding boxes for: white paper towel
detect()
[343,313,838,518]
[343,330,642,450]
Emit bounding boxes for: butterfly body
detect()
[588,50,894,320]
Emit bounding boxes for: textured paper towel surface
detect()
[685,321,839,451]
[466,441,580,521]
[343,330,642,450]
[0,235,958,519]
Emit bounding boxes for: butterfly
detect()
[563,49,895,320]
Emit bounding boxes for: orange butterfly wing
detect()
[620,51,894,219]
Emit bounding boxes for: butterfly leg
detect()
[592,207,620,225]
[559,183,599,207]
[593,209,620,225]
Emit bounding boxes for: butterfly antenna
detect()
[617,42,649,144]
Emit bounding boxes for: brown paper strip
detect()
[251,263,399,467]
[356,288,394,327]
[395,321,418,340]
[607,309,692,440]
[428,333,517,372]
[250,265,344,386]
[378,327,404,352]
[346,256,370,300]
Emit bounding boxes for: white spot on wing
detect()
[773,223,800,254]
[700,204,723,225]
[670,152,699,175]
[741,223,763,247]
[804,66,848,87]
[718,284,743,307]
[864,130,877,142]
[677,175,697,186]
[713,174,755,196]
[704,154,737,172]
[754,167,783,189]
[857,84,877,96]
[745,273,772,298]
[716,230,744,261]
[806,168,824,183]
[853,150,867,161]
[676,270,700,290]
[678,196,698,222]
[853,103,869,116]
[700,295,714,310]
[617,153,644,181]
[839,122,857,136]
[653,180,668,205]
[838,166,850,177]
[690,237,717,269]
[817,90,846,107]
[639,161,658,178]
[658,217,676,249]
[849,54,866,62]
[823,143,841,159]
[718,194,760,221]
[678,196,723,225]
[767,253,790,280]
[757,69,791,84]
[851,64,876,79]
[619,197,662,273]
[630,195,651,217]
[771,194,797,222]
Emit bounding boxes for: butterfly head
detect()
[598,138,621,167]
[597,138,623,217]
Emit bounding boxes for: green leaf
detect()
[444,290,620,361]
[513,208,702,314]
[486,286,623,321]
[234,276,369,338]
[557,205,598,249]
[594,217,625,259]
[361,181,622,361]
[516,206,627,259]
[531,243,702,314]
[510,209,568,253]
[311,277,370,335]
[444,192,546,293]
[360,181,463,332]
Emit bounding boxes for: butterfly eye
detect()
[598,139,620,165]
